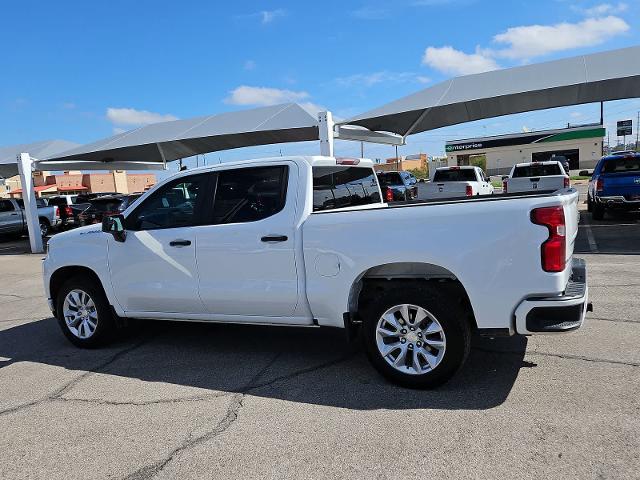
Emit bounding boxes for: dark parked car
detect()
[587,151,640,220]
[78,194,143,226]
[377,171,419,202]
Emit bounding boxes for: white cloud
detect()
[106,107,178,126]
[577,2,628,17]
[335,71,427,87]
[260,9,286,24]
[492,16,630,60]
[244,60,256,71]
[225,86,310,106]
[422,46,500,75]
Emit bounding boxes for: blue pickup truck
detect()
[588,151,640,220]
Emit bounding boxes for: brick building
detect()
[4,170,156,198]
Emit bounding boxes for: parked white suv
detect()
[43,156,589,388]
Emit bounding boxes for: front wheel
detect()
[56,275,116,347]
[361,284,471,389]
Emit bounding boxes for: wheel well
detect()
[349,263,478,330]
[49,266,102,307]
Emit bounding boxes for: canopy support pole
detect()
[156,143,167,170]
[318,111,334,157]
[17,153,44,254]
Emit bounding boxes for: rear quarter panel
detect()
[303,191,578,330]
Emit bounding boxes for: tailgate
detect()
[426,181,471,197]
[561,189,580,268]
[508,176,565,192]
[601,172,640,198]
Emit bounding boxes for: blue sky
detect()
[1,0,639,171]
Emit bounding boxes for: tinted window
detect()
[128,175,207,230]
[433,169,477,182]
[15,198,47,208]
[89,198,125,213]
[602,157,640,173]
[377,172,403,186]
[313,166,381,212]
[0,200,14,212]
[513,163,563,177]
[47,197,69,206]
[211,166,287,224]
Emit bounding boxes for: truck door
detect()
[107,173,211,314]
[0,200,23,233]
[196,163,300,319]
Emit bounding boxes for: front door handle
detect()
[169,239,191,247]
[261,235,288,243]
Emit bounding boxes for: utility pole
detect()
[395,145,399,171]
[360,142,364,158]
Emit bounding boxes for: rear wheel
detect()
[361,284,471,389]
[592,203,605,220]
[587,196,593,212]
[56,275,116,347]
[39,218,50,237]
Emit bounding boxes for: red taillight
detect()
[564,177,570,188]
[385,189,394,202]
[465,185,473,196]
[502,180,508,193]
[531,206,566,272]
[596,178,604,192]
[53,206,60,218]
[64,206,73,216]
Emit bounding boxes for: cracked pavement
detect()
[1,190,639,479]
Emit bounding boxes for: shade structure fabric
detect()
[343,46,640,136]
[39,103,320,167]
[0,139,79,177]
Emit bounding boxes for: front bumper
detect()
[514,258,590,334]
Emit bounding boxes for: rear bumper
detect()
[514,258,590,334]
[595,195,640,209]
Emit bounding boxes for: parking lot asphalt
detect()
[1,186,639,480]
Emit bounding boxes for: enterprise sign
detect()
[446,143,483,152]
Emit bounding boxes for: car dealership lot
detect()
[0,193,639,479]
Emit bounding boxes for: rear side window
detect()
[513,164,563,177]
[211,166,288,224]
[0,200,14,212]
[377,172,403,186]
[313,166,381,212]
[601,157,640,173]
[433,169,477,182]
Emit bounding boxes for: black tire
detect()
[39,218,50,237]
[592,203,605,220]
[587,196,593,212]
[361,283,471,389]
[56,275,116,348]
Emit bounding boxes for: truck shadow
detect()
[0,317,529,411]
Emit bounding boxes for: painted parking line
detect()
[581,212,599,254]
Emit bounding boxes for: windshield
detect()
[377,173,403,186]
[513,163,563,177]
[433,169,476,182]
[602,157,640,174]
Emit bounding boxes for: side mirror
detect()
[102,214,126,242]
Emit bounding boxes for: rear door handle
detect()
[261,235,288,243]
[169,239,191,247]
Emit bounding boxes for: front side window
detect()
[211,166,288,224]
[127,174,207,230]
[313,166,381,212]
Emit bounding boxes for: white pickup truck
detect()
[424,166,494,199]
[43,156,589,388]
[504,161,569,194]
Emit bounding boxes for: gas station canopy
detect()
[342,45,640,137]
[38,103,320,168]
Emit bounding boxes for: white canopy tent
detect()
[0,139,79,178]
[340,45,640,138]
